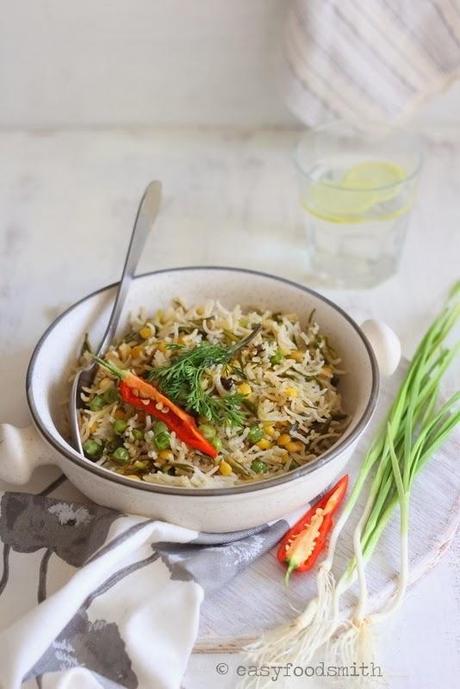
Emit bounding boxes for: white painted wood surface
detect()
[0,0,291,128]
[1,1,460,129]
[0,127,458,688]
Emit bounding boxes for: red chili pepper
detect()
[277,475,348,583]
[94,357,217,458]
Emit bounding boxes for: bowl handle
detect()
[0,423,55,485]
[360,320,401,377]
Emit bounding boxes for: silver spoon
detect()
[69,180,162,455]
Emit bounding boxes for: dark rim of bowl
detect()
[26,266,379,497]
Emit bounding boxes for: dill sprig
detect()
[147,327,261,426]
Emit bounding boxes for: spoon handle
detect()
[69,181,162,454]
[97,180,162,354]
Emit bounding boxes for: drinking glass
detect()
[295,121,423,288]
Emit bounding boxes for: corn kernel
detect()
[263,422,276,437]
[98,377,112,392]
[277,433,291,447]
[131,345,144,359]
[286,440,303,453]
[285,387,298,398]
[219,460,233,476]
[290,350,304,362]
[257,438,272,450]
[158,449,174,462]
[237,382,252,396]
[321,366,333,378]
[139,326,152,340]
[157,341,167,353]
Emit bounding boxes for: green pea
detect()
[103,387,119,404]
[113,419,128,435]
[154,432,171,450]
[270,349,284,366]
[112,446,130,464]
[153,421,168,435]
[251,459,268,474]
[82,439,103,459]
[89,395,105,411]
[212,437,223,452]
[132,429,144,441]
[198,424,217,440]
[247,425,264,444]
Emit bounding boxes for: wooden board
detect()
[195,366,460,652]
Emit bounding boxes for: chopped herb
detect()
[226,456,252,478]
[166,342,185,351]
[242,398,258,416]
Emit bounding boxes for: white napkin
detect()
[0,463,294,689]
[282,0,460,125]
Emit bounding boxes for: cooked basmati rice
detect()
[77,299,348,487]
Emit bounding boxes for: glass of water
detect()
[295,121,423,288]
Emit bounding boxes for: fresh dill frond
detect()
[165,342,185,351]
[196,391,247,426]
[147,330,261,426]
[149,342,231,390]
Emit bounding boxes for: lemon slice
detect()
[304,160,409,223]
[304,183,375,223]
[342,160,406,190]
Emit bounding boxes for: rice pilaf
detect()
[77,299,348,487]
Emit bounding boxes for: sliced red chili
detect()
[94,357,217,458]
[119,381,217,457]
[277,475,348,582]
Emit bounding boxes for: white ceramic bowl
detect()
[9,268,399,532]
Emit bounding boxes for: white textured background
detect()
[0,0,459,129]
